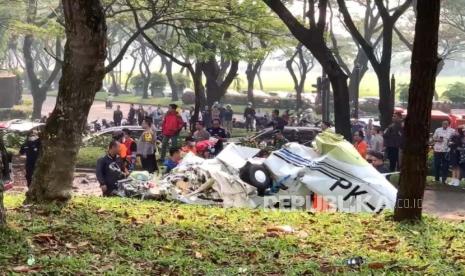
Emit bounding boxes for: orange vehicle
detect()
[395,108,456,131]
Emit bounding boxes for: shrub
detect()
[150,72,167,95]
[130,75,145,91]
[173,73,191,92]
[3,132,26,149]
[181,91,310,109]
[442,82,465,103]
[77,146,104,168]
[397,83,409,103]
[0,107,31,120]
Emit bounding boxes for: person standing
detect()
[96,140,126,196]
[128,103,136,125]
[383,112,403,172]
[366,119,374,144]
[432,120,455,184]
[353,130,368,159]
[137,118,158,173]
[207,119,227,155]
[202,106,212,129]
[181,108,190,131]
[19,130,41,187]
[122,128,137,171]
[211,105,221,122]
[448,126,464,186]
[193,121,211,142]
[137,105,146,126]
[152,105,164,129]
[244,103,256,132]
[160,104,184,161]
[369,126,384,153]
[113,105,123,126]
[223,104,234,135]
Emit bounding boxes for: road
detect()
[39,96,248,123]
[40,96,141,122]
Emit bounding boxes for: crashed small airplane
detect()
[151,132,397,213]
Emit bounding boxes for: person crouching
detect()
[96,140,127,196]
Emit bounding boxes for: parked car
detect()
[83,125,165,146]
[83,126,146,143]
[0,119,44,133]
[229,126,321,147]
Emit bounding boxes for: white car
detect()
[1,119,44,133]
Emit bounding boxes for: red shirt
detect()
[162,111,184,136]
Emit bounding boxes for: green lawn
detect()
[1,194,465,274]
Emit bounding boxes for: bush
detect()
[442,82,465,103]
[2,132,26,149]
[150,72,167,96]
[77,146,104,168]
[173,73,191,92]
[181,91,311,109]
[397,83,409,103]
[130,75,145,91]
[0,107,31,120]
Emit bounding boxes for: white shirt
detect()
[181,110,190,123]
[433,127,455,152]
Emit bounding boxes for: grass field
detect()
[240,71,465,98]
[105,72,465,99]
[1,194,465,274]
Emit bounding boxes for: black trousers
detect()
[434,152,449,182]
[141,154,157,173]
[385,147,399,172]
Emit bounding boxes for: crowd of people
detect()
[349,111,465,186]
[97,102,237,196]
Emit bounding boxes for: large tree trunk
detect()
[246,61,260,105]
[0,181,5,226]
[378,71,394,128]
[348,52,368,117]
[201,58,238,107]
[190,63,206,131]
[164,59,179,101]
[139,43,150,99]
[23,1,62,119]
[394,0,440,221]
[265,0,351,140]
[26,0,107,203]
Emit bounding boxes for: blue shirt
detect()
[163,158,178,173]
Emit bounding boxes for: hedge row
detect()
[181,91,311,109]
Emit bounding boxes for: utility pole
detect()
[321,73,331,122]
[353,64,361,119]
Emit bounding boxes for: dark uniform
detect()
[113,109,123,126]
[207,127,227,155]
[20,138,41,187]
[96,154,125,196]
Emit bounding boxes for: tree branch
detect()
[337,0,380,69]
[317,0,328,33]
[394,26,413,51]
[392,0,413,22]
[263,0,309,41]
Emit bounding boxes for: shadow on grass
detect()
[1,195,465,275]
